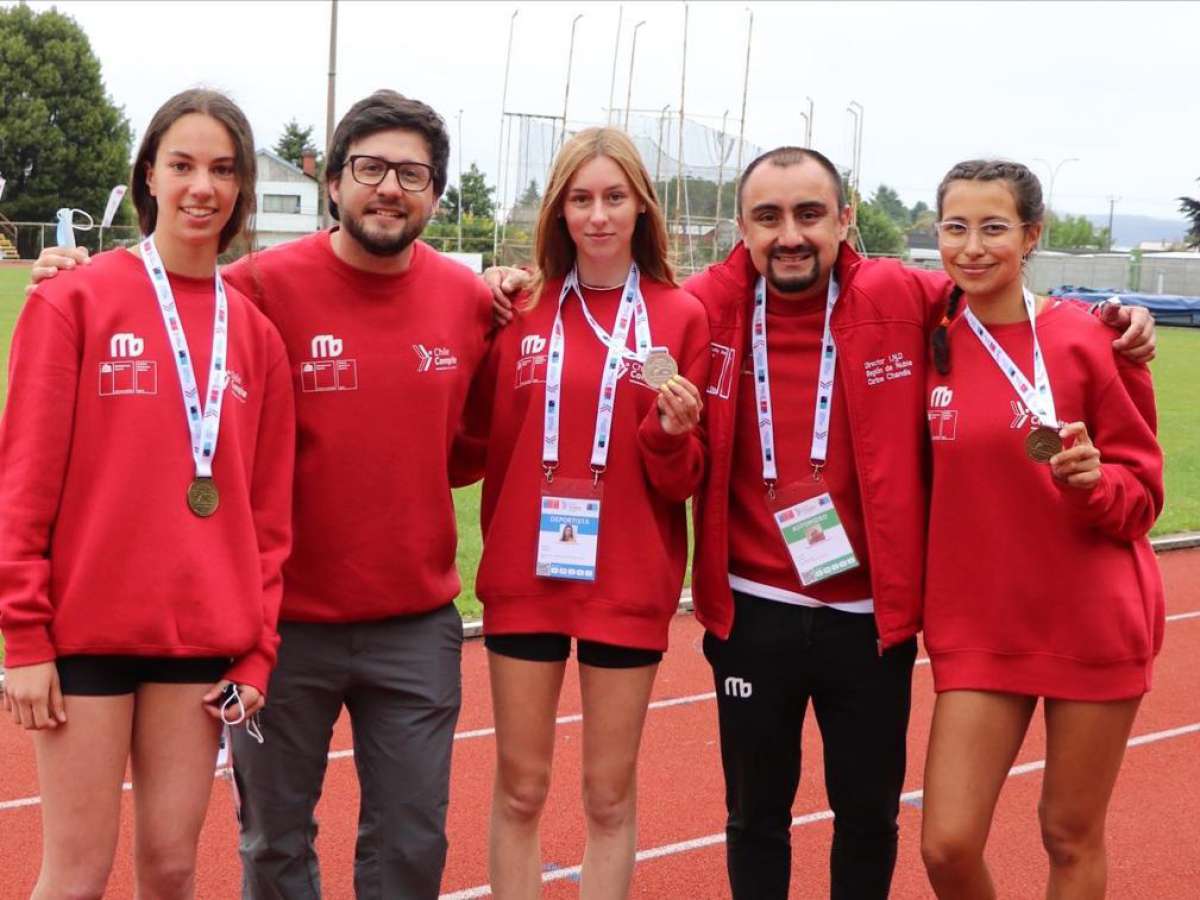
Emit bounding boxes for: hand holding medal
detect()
[1049,421,1102,490]
[655,370,703,435]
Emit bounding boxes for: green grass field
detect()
[0,264,1196,651]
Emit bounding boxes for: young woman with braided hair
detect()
[919,160,1165,899]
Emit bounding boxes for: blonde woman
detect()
[462,127,710,897]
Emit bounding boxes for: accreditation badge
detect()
[536,478,603,582]
[767,481,860,587]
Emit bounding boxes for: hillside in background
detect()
[1080,213,1189,248]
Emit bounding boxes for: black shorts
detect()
[485,633,662,669]
[55,655,230,696]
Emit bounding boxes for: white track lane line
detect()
[438,720,1200,899]
[2,610,1198,812]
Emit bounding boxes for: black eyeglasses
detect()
[348,155,434,192]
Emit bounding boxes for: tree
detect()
[910,199,931,222]
[438,162,495,221]
[1180,179,1200,249]
[872,184,909,227]
[517,179,541,208]
[855,201,906,257]
[0,5,133,253]
[274,119,319,168]
[1045,212,1109,251]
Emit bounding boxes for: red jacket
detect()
[686,243,952,649]
[463,277,711,650]
[0,250,295,693]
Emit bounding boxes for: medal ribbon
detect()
[962,286,1058,428]
[139,236,229,480]
[751,274,840,487]
[543,263,648,474]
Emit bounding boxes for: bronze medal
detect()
[642,350,678,389]
[1024,426,1062,463]
[187,477,220,517]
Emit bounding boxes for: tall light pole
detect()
[492,9,518,260]
[623,20,646,130]
[674,4,689,261]
[560,14,584,154]
[803,96,813,147]
[845,104,860,223]
[1033,156,1080,249]
[1106,195,1121,252]
[734,7,754,177]
[607,6,623,125]
[713,109,730,259]
[456,110,463,252]
[322,0,338,228]
[848,99,863,199]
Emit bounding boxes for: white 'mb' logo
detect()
[310,334,344,358]
[723,676,753,699]
[109,333,144,358]
[930,385,954,408]
[520,334,547,356]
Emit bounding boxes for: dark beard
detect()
[341,209,428,257]
[766,252,822,294]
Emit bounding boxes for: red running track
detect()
[2,548,1199,898]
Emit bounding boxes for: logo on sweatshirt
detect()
[520,334,547,356]
[109,332,145,358]
[310,334,344,358]
[301,334,357,393]
[927,384,958,441]
[413,344,458,373]
[224,369,249,403]
[1009,400,1050,431]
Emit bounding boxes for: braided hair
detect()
[930,160,1045,375]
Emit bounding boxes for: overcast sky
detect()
[19,0,1199,227]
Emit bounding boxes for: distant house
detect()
[254,149,319,248]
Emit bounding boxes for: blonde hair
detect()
[524,127,675,309]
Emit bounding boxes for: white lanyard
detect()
[963,286,1058,428]
[139,236,229,480]
[543,264,648,479]
[751,274,840,490]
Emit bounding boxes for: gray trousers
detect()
[231,602,463,900]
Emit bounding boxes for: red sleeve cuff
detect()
[0,624,56,668]
[223,647,274,698]
[637,406,690,454]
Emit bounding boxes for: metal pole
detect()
[674,4,688,261]
[607,6,623,126]
[456,110,464,252]
[1106,195,1120,251]
[655,105,669,194]
[734,7,753,177]
[845,105,859,225]
[1033,157,1079,249]
[713,110,729,259]
[805,96,813,146]
[623,21,646,131]
[492,9,518,260]
[561,14,584,153]
[322,0,338,228]
[849,100,863,201]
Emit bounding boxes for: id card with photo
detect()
[768,482,860,587]
[536,478,602,582]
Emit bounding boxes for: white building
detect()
[254,149,319,248]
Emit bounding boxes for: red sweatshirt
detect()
[0,249,295,693]
[464,277,710,650]
[727,288,873,607]
[924,300,1165,700]
[225,232,493,623]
